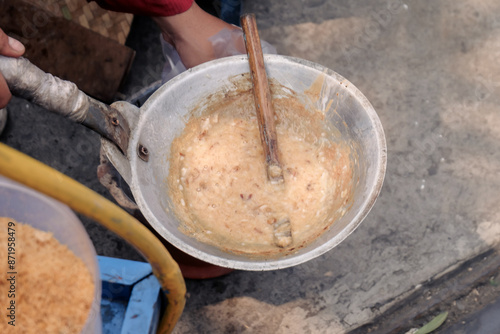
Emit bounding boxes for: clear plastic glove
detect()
[160,27,277,83]
[160,38,188,83]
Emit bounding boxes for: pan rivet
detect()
[138,144,149,162]
[111,117,119,126]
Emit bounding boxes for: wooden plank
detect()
[0,0,135,103]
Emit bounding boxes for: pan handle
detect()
[0,56,130,154]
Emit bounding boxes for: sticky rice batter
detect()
[168,86,353,256]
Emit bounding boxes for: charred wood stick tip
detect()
[273,218,293,248]
[268,164,284,184]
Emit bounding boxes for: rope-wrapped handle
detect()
[0,55,89,122]
[0,56,130,153]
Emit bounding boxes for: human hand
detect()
[153,2,242,69]
[0,29,25,108]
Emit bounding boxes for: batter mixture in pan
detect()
[168,83,354,256]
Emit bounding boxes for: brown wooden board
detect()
[0,0,135,103]
[23,0,134,45]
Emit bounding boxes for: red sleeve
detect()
[90,0,194,17]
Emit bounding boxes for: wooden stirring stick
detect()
[241,14,284,184]
[241,14,292,248]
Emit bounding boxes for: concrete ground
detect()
[2,0,500,333]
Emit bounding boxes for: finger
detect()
[0,28,25,57]
[0,73,12,109]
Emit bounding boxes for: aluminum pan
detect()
[105,55,386,270]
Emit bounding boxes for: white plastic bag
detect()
[160,38,188,83]
[160,27,277,83]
